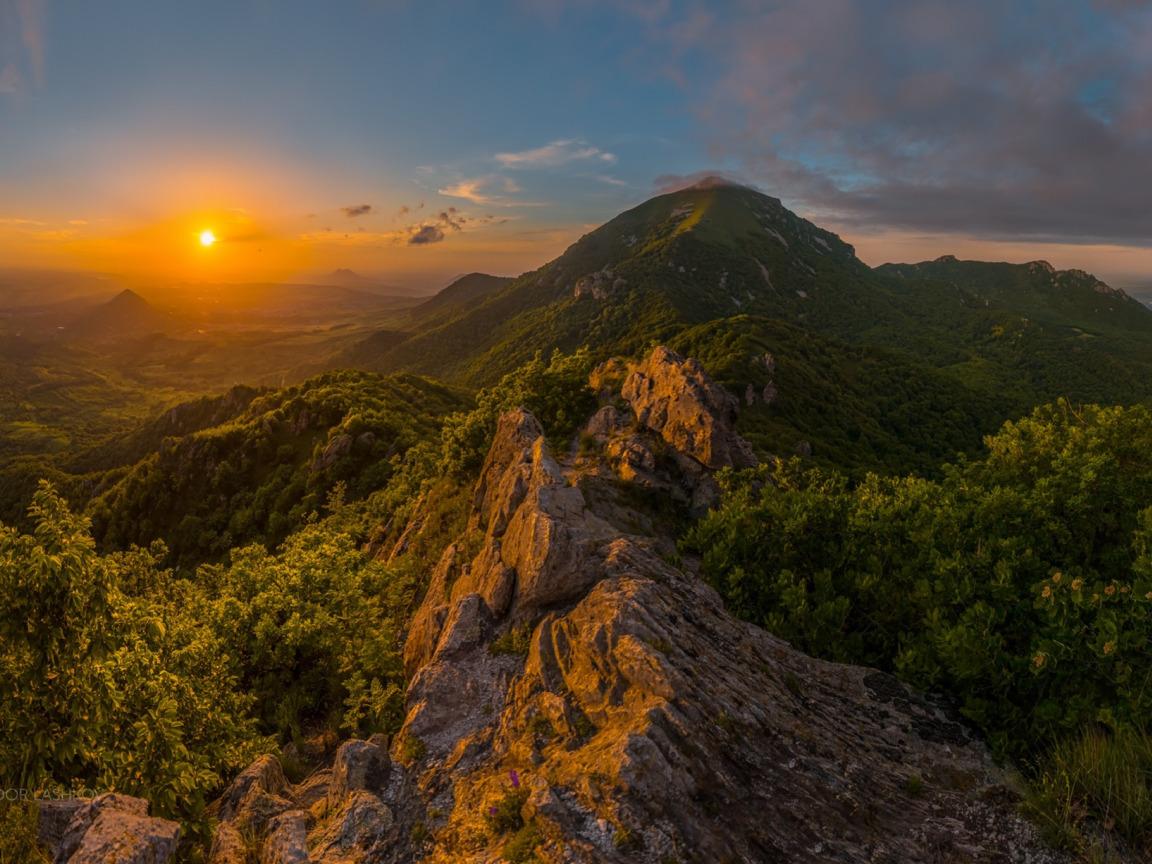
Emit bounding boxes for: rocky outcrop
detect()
[211,347,1069,862]
[380,350,1067,862]
[46,794,179,864]
[622,346,757,472]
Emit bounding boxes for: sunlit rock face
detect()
[209,347,1071,864]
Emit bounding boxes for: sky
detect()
[2,0,1152,290]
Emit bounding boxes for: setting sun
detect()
[199,230,216,247]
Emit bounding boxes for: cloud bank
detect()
[628,0,1152,245]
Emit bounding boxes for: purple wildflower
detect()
[509,769,520,788]
[489,806,498,816]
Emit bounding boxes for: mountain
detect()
[410,272,513,318]
[318,268,418,297]
[69,288,177,338]
[336,179,1152,475]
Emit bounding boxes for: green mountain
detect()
[335,179,1152,474]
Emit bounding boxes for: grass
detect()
[489,626,532,657]
[1025,726,1152,857]
[501,822,542,863]
[400,734,427,764]
[0,801,48,864]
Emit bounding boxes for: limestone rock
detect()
[208,753,290,823]
[328,740,390,810]
[622,345,757,471]
[385,396,1071,863]
[309,791,394,863]
[207,822,247,864]
[36,799,84,856]
[53,794,179,864]
[261,810,310,864]
[293,769,332,810]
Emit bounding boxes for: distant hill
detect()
[410,272,513,318]
[69,289,177,338]
[317,268,417,297]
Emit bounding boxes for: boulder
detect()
[36,799,84,855]
[209,754,290,823]
[207,822,247,864]
[53,794,179,864]
[621,346,757,471]
[328,740,390,810]
[261,810,309,864]
[309,791,394,863]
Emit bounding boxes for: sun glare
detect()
[199,230,217,247]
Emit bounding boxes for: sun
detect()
[199,230,217,247]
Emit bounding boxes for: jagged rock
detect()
[328,740,391,809]
[622,346,757,471]
[261,810,310,864]
[313,433,353,472]
[53,794,179,864]
[386,399,1070,863]
[585,405,629,439]
[209,754,290,823]
[233,784,300,835]
[207,822,246,864]
[36,799,84,855]
[309,791,394,863]
[604,434,656,482]
[293,769,332,810]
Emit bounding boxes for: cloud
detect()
[0,0,47,98]
[341,203,375,218]
[652,170,748,194]
[439,179,493,204]
[408,225,445,245]
[628,0,1152,245]
[496,139,616,168]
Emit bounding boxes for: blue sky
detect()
[3,0,1152,288]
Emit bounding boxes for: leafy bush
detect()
[440,349,596,473]
[194,520,418,739]
[0,484,267,826]
[686,402,1152,757]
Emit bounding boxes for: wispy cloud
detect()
[0,0,47,98]
[496,139,616,168]
[341,203,376,218]
[439,179,494,204]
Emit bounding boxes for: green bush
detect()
[440,349,597,473]
[687,402,1152,757]
[486,788,529,834]
[0,484,267,828]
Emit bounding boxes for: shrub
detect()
[486,788,529,834]
[490,626,533,657]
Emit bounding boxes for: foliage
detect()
[84,370,464,567]
[193,517,417,740]
[486,788,529,834]
[398,735,426,765]
[1025,727,1152,858]
[686,402,1152,758]
[0,801,47,864]
[489,626,533,657]
[439,349,597,473]
[0,484,268,826]
[502,822,543,863]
